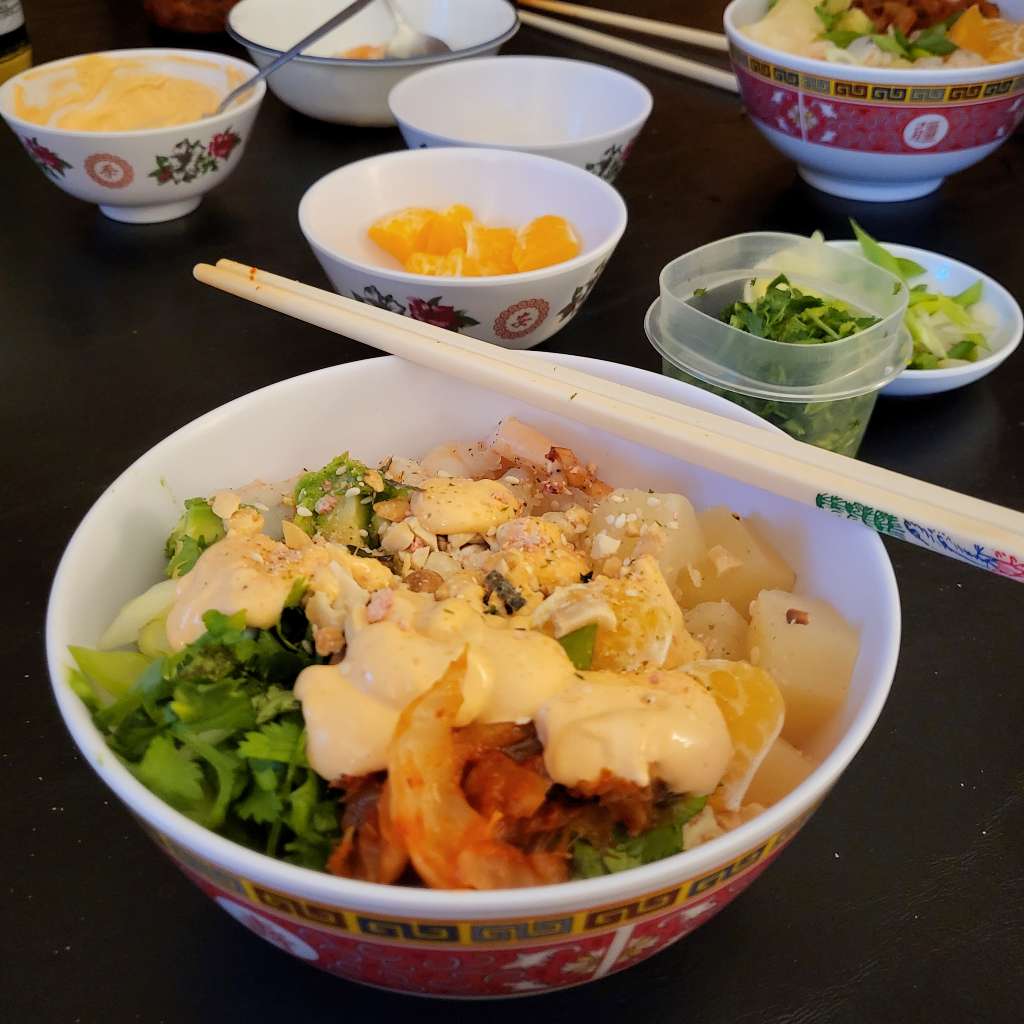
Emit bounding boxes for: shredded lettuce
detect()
[850,220,990,370]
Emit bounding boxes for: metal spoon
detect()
[214,0,380,116]
[380,0,452,58]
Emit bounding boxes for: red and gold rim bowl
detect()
[46,356,900,998]
[724,0,1024,201]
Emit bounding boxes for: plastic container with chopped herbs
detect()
[646,232,911,457]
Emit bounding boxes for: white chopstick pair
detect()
[517,0,738,94]
[193,259,1024,583]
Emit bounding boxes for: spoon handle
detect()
[216,0,378,115]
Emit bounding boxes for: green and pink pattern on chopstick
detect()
[815,492,1024,580]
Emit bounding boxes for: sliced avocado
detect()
[165,498,225,578]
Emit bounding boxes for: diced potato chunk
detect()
[586,489,703,584]
[684,601,749,660]
[744,736,819,807]
[676,507,795,616]
[749,589,859,747]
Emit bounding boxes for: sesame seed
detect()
[295,506,313,517]
[345,486,360,497]
[609,494,626,504]
[253,502,269,512]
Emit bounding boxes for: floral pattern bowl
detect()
[388,56,652,183]
[298,147,628,349]
[45,355,900,997]
[0,48,265,223]
[724,0,1024,201]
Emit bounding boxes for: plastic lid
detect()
[647,233,912,402]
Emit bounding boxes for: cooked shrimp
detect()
[421,442,504,480]
[384,655,568,889]
[489,416,554,467]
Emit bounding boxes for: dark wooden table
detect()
[4,2,1021,1020]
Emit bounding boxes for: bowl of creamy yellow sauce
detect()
[0,48,265,223]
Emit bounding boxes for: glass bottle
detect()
[0,0,31,85]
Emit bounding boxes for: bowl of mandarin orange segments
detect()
[298,147,628,349]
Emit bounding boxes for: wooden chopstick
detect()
[519,0,729,53]
[193,261,1024,583]
[518,10,738,93]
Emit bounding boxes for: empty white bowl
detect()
[228,0,518,126]
[0,48,264,223]
[389,56,653,181]
[829,241,1023,396]
[298,147,628,349]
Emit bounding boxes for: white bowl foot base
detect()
[798,167,944,202]
[100,197,202,223]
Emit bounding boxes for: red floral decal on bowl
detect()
[84,153,134,189]
[351,287,479,333]
[149,127,241,185]
[408,295,480,331]
[21,136,72,178]
[557,258,609,323]
[494,299,550,340]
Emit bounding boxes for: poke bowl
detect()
[46,354,900,998]
[228,0,519,126]
[724,0,1024,201]
[388,56,653,182]
[298,147,628,349]
[0,48,265,223]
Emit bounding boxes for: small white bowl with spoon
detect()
[227,0,519,126]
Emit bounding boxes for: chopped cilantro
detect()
[83,606,339,868]
[571,795,708,878]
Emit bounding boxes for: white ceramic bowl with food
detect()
[724,0,1024,201]
[298,147,628,349]
[46,354,900,997]
[829,240,1023,396]
[388,56,653,182]
[228,0,518,126]
[0,49,264,223]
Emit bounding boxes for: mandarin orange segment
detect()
[982,20,1024,61]
[683,659,785,813]
[369,207,436,264]
[419,211,469,256]
[341,44,387,59]
[404,251,448,276]
[948,7,1024,62]
[949,6,992,55]
[445,204,475,224]
[368,206,580,277]
[512,215,581,273]
[465,222,517,275]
